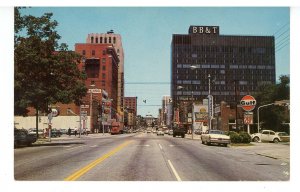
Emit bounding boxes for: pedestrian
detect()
[74,129,77,136]
[68,127,71,136]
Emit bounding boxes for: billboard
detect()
[193,104,208,123]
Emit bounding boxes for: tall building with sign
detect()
[75,42,119,132]
[86,31,125,120]
[171,26,275,129]
[171,25,275,107]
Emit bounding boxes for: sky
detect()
[18,7,290,117]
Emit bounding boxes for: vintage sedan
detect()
[201,130,231,147]
[251,130,281,143]
[275,132,290,142]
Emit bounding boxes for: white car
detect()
[251,130,281,143]
[201,130,231,147]
[157,129,164,136]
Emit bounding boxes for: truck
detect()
[111,122,123,135]
[14,128,37,147]
[173,124,188,138]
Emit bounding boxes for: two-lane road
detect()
[14,132,289,181]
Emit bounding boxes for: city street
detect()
[14,132,290,181]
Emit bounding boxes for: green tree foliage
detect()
[254,75,290,132]
[14,7,87,116]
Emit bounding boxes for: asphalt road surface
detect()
[14,132,290,181]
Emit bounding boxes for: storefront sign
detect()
[189,26,219,35]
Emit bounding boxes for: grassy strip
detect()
[230,143,254,147]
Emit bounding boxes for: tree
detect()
[254,75,290,132]
[14,8,87,136]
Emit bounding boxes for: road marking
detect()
[90,145,97,148]
[159,144,163,150]
[283,171,289,176]
[65,145,85,151]
[168,160,182,181]
[64,140,132,181]
[136,145,150,147]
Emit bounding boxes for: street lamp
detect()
[257,101,288,133]
[90,83,95,133]
[207,74,213,131]
[191,66,213,131]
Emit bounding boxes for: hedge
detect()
[226,131,251,144]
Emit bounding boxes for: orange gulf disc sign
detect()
[240,95,256,111]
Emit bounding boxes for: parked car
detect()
[14,128,37,147]
[60,128,68,135]
[194,129,201,135]
[201,130,231,147]
[251,130,281,143]
[51,128,62,137]
[275,132,290,142]
[157,128,164,136]
[28,128,44,138]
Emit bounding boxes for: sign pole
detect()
[79,105,82,138]
[47,112,52,142]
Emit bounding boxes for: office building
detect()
[171,25,275,109]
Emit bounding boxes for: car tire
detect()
[253,137,260,142]
[273,138,279,143]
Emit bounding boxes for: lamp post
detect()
[208,74,212,131]
[89,84,95,133]
[257,103,275,133]
[233,80,238,131]
[190,65,214,133]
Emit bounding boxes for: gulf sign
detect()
[240,95,256,112]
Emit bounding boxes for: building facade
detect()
[86,31,125,119]
[161,95,172,127]
[74,43,119,132]
[171,26,276,130]
[124,97,138,129]
[124,97,137,116]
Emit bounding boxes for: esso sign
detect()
[240,95,256,111]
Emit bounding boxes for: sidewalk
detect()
[185,133,290,162]
[33,133,111,146]
[234,142,290,163]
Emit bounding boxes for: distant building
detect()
[124,97,137,116]
[161,96,172,127]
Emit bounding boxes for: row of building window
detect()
[176,64,274,69]
[91,36,116,44]
[173,46,273,54]
[176,90,251,96]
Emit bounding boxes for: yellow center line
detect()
[64,140,132,181]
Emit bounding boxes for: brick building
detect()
[86,31,125,119]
